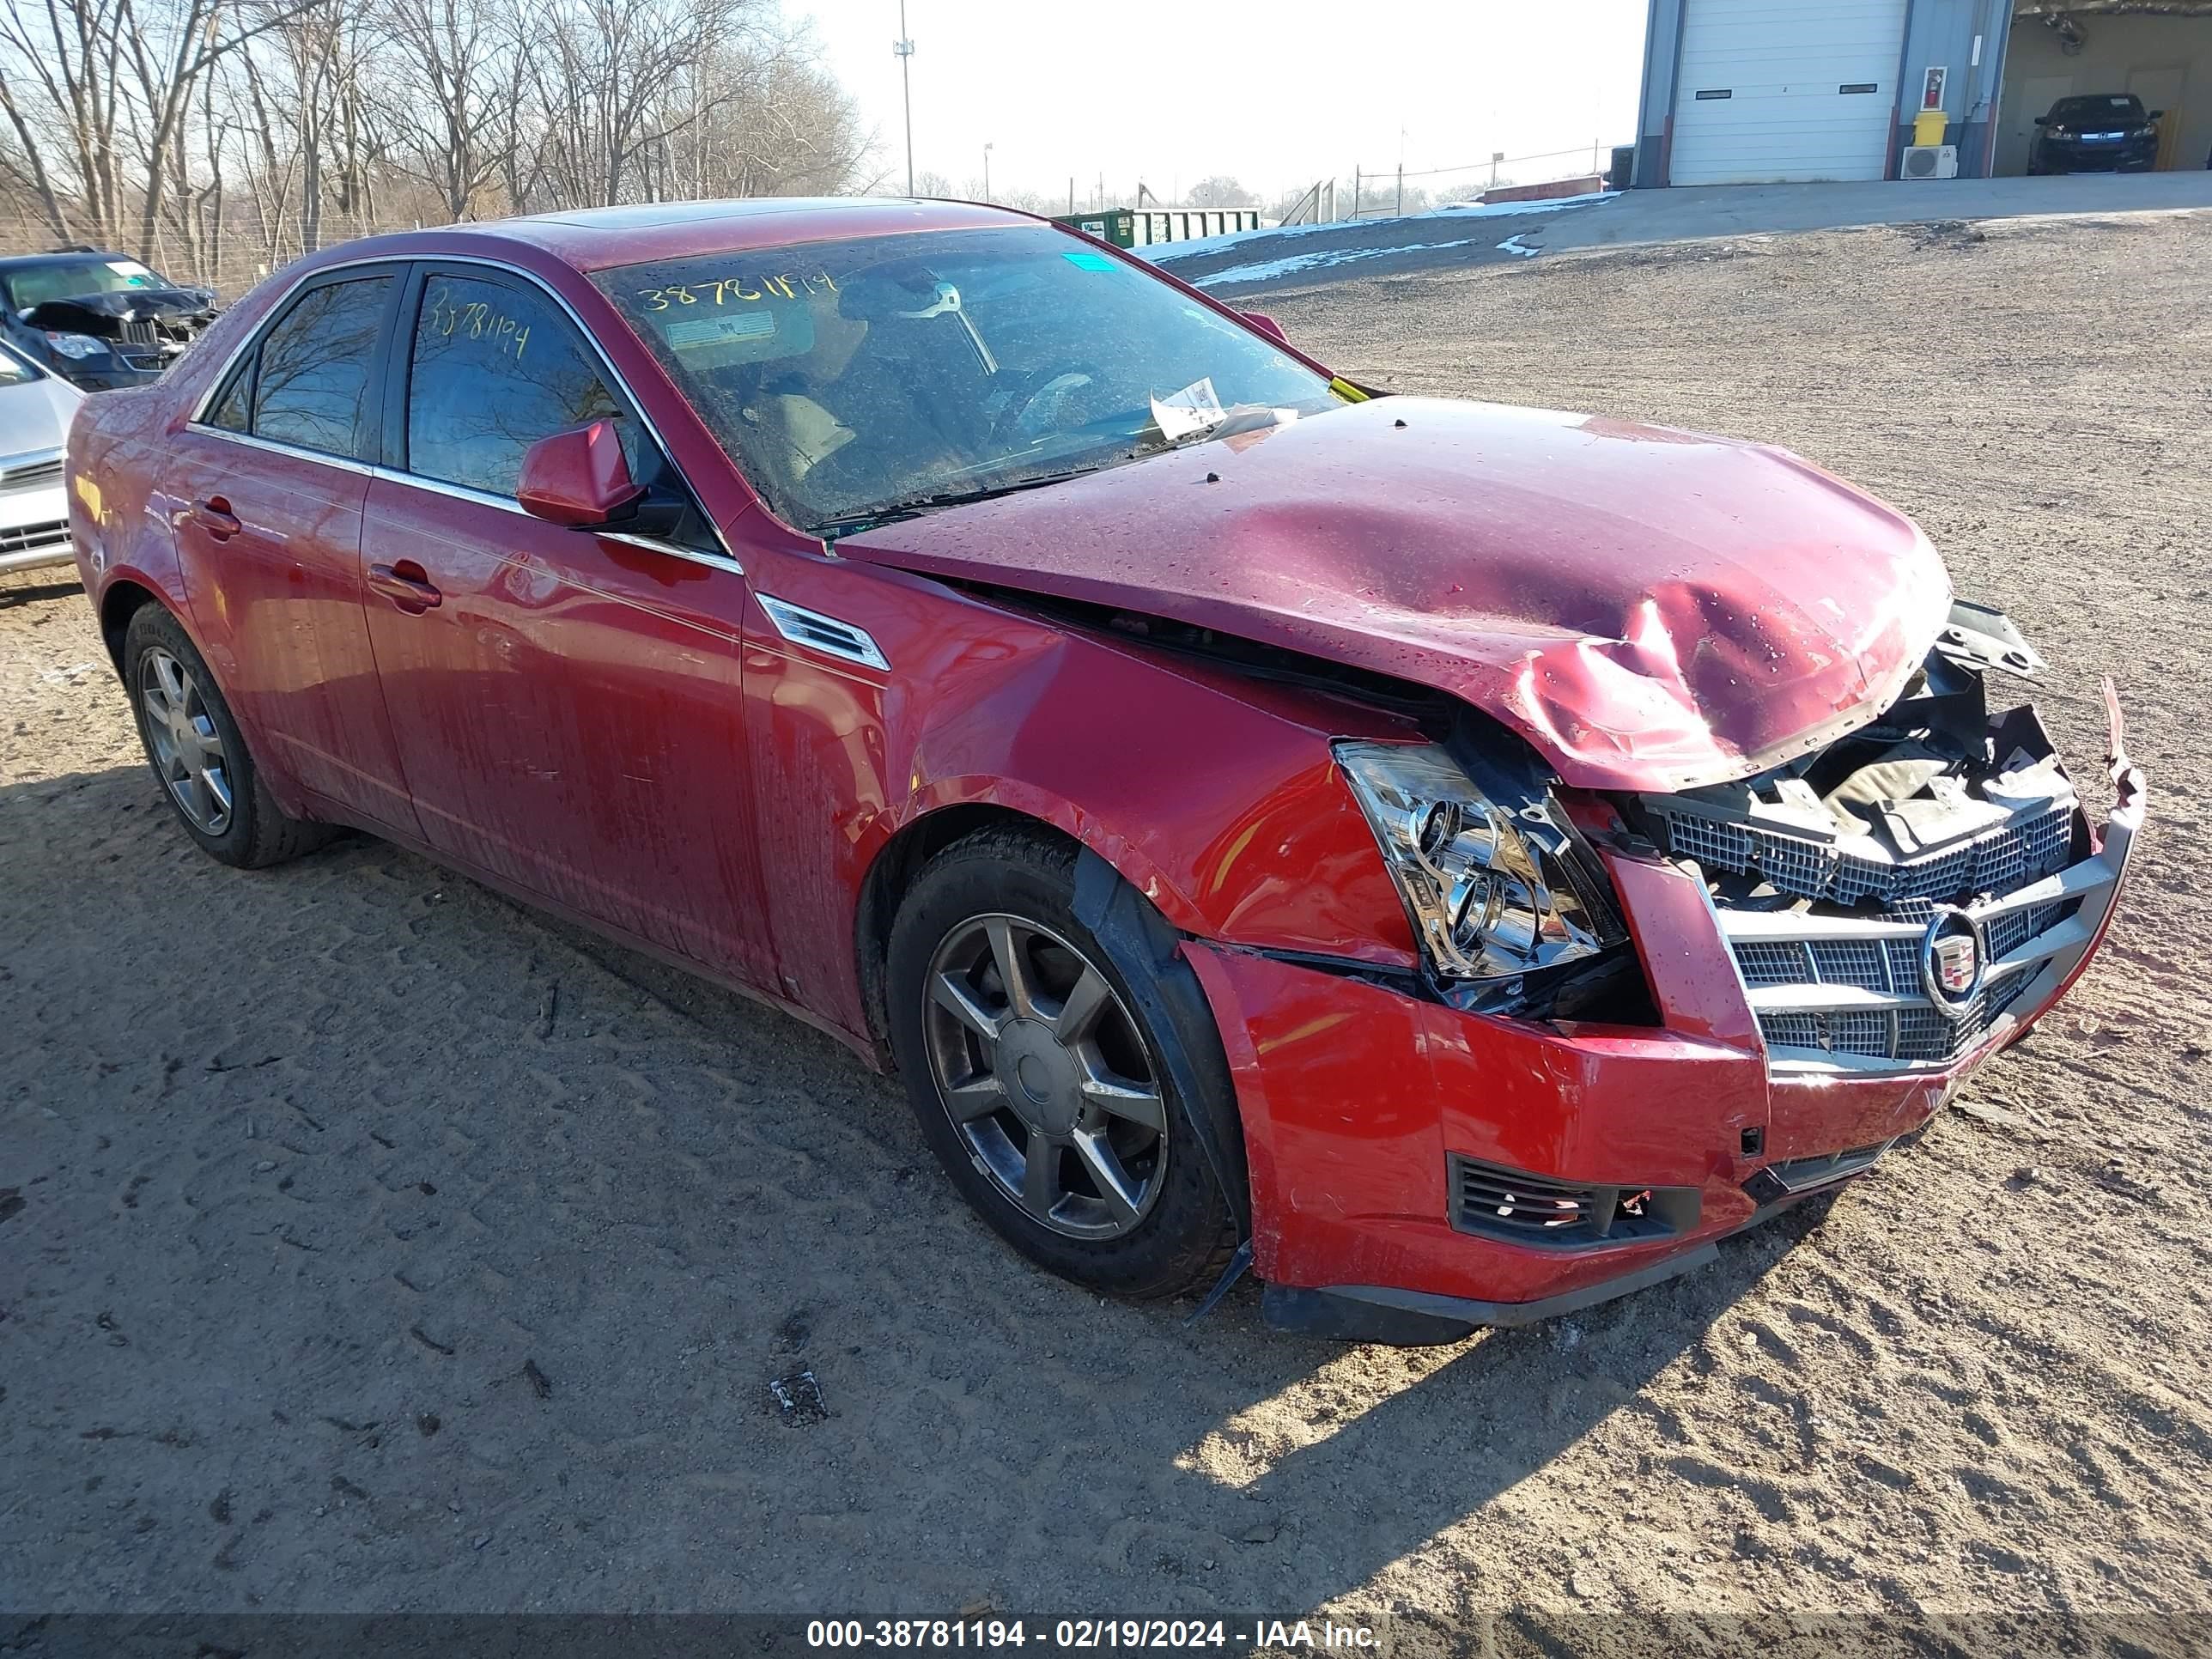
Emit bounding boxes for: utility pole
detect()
[1352,166,1361,219]
[893,0,915,196]
[1395,163,1403,215]
[982,142,992,201]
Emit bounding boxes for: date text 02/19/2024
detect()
[804,1620,1382,1650]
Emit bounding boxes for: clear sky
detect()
[802,1,1652,209]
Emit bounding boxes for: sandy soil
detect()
[4,211,2210,1647]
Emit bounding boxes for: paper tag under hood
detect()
[835,397,1952,793]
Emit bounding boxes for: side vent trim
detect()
[755,594,890,672]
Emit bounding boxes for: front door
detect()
[359,263,773,986]
[170,267,420,836]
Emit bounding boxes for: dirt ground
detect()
[4,211,2210,1649]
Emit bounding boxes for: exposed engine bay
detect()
[1623,599,2081,917]
[23,285,218,369]
[1616,600,2124,1069]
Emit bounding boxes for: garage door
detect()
[1670,0,1910,185]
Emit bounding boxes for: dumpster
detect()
[1051,210,1136,248]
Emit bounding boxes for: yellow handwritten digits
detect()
[633,270,837,309]
[423,287,528,360]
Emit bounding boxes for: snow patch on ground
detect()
[1139,216,1367,262]
[1427,189,1617,220]
[1496,235,1540,258]
[1187,238,1489,289]
[1146,189,1619,276]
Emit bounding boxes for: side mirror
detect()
[517,420,645,528]
[1240,309,1289,346]
[2149,109,2165,120]
[2033,115,2049,125]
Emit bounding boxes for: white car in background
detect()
[0,337,81,576]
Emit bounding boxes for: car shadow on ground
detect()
[2,760,1836,1622]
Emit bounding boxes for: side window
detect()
[251,276,392,456]
[206,362,252,433]
[405,274,629,497]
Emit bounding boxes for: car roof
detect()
[324,197,1045,276]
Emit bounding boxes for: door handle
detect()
[367,560,443,613]
[190,496,242,541]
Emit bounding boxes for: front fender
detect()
[741,555,1418,1048]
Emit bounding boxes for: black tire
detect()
[121,604,336,868]
[886,825,1238,1300]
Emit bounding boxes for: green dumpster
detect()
[1050,209,1136,249]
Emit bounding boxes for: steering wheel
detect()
[987,362,1109,445]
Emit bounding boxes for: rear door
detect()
[1668,0,1909,185]
[170,265,421,835]
[358,261,774,986]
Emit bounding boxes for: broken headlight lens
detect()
[42,331,105,360]
[1335,740,1618,984]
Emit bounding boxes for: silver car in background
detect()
[0,339,82,576]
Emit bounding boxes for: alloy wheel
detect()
[921,914,1169,1239]
[139,647,234,835]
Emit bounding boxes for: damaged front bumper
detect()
[1185,684,2144,1346]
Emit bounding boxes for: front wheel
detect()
[886,826,1238,1300]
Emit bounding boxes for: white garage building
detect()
[1631,0,2212,185]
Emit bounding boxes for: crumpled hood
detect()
[837,396,1952,792]
[21,287,216,338]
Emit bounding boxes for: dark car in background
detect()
[2029,94,2163,174]
[0,250,218,390]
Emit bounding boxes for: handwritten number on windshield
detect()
[636,271,837,311]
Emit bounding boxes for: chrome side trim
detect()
[183,422,375,477]
[184,248,738,567]
[754,593,889,672]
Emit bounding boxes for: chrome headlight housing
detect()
[1335,740,1621,985]
[42,331,106,361]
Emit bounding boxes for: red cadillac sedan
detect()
[67,198,2143,1343]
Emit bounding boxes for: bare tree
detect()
[1185,174,1256,209]
[374,0,517,219]
[0,0,332,253]
[0,0,876,287]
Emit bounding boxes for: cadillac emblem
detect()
[1920,907,1987,1019]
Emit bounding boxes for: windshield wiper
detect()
[812,466,1100,542]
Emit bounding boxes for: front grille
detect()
[0,519,68,554]
[118,319,157,345]
[1754,968,2038,1066]
[1449,1155,1699,1249]
[0,457,62,492]
[1660,800,2074,908]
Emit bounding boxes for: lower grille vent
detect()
[1449,1155,1699,1250]
[0,519,68,555]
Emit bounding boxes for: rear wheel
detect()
[887,827,1237,1299]
[122,605,334,868]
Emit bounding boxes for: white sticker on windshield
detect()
[106,259,155,279]
[1150,376,1226,442]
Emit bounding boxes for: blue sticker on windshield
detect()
[1063,252,1115,271]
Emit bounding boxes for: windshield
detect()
[2049,95,2144,124]
[596,225,1340,535]
[3,257,169,312]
